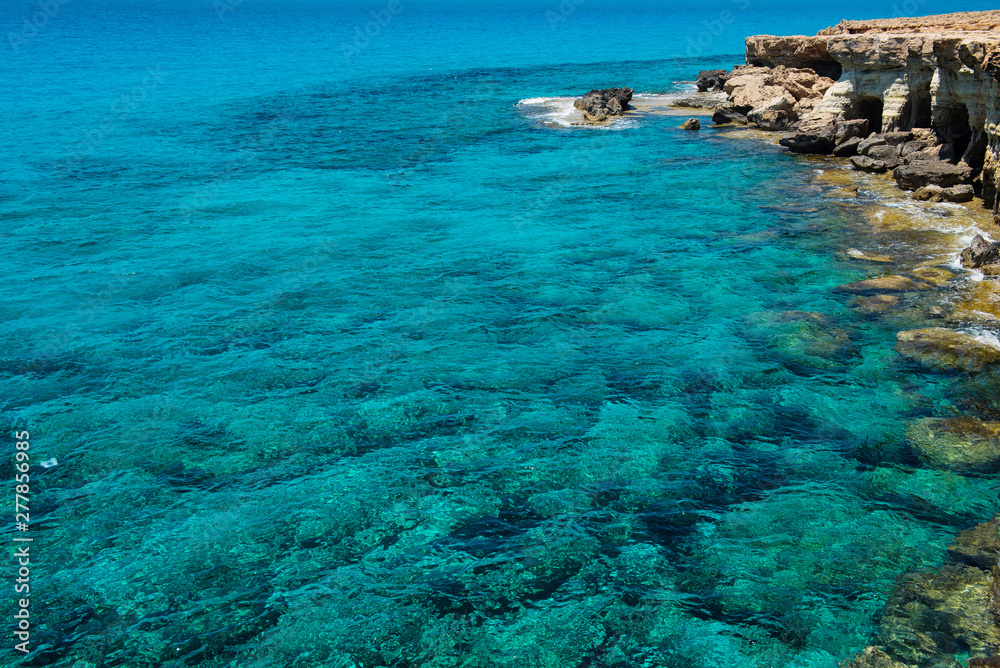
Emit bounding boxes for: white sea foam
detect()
[517,91,691,130]
[965,327,1000,350]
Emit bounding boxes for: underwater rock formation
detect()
[895,327,1000,373]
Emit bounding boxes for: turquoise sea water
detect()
[4,0,1000,666]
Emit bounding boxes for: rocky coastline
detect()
[683,11,1000,668]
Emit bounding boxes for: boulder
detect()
[857,135,888,156]
[748,108,798,130]
[681,118,701,131]
[906,143,957,163]
[779,126,836,154]
[895,327,1000,372]
[850,156,890,173]
[944,184,976,202]
[905,416,1000,473]
[834,136,863,157]
[696,69,729,92]
[711,105,749,125]
[913,185,946,202]
[836,119,870,143]
[573,88,634,123]
[894,161,973,190]
[867,144,904,168]
[960,234,1000,269]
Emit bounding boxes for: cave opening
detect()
[857,96,884,134]
[899,89,933,130]
[935,103,973,161]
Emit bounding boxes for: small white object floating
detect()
[39,458,58,469]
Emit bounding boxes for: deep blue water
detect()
[4,0,1000,666]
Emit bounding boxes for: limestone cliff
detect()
[741,11,1000,224]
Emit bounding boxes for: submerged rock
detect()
[850,293,903,314]
[895,327,1000,372]
[905,416,1000,473]
[835,275,930,293]
[846,248,892,262]
[879,563,1000,665]
[948,515,1000,569]
[573,88,633,122]
[842,646,909,668]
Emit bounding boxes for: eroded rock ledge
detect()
[710,10,1000,225]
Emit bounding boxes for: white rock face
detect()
[749,23,1000,223]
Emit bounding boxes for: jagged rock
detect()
[723,65,835,127]
[880,131,915,146]
[894,161,973,191]
[696,69,729,92]
[906,416,1000,473]
[835,275,930,293]
[573,88,633,123]
[851,155,890,173]
[834,137,863,157]
[842,646,909,668]
[896,327,1000,372]
[948,515,1000,570]
[711,105,749,125]
[680,118,701,131]
[961,234,1000,269]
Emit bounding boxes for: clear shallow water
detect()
[4,1,1000,666]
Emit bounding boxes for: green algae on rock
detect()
[836,275,932,293]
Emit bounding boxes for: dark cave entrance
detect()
[857,96,884,134]
[935,103,973,162]
[899,88,933,130]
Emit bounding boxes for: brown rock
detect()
[894,161,973,191]
[895,327,1000,372]
[961,234,1000,269]
[836,275,930,293]
[851,156,890,173]
[841,646,908,668]
[906,416,1000,473]
[948,515,1000,569]
[681,118,701,131]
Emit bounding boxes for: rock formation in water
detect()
[715,11,1000,224]
[573,88,634,123]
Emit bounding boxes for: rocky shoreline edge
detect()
[668,11,1000,668]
